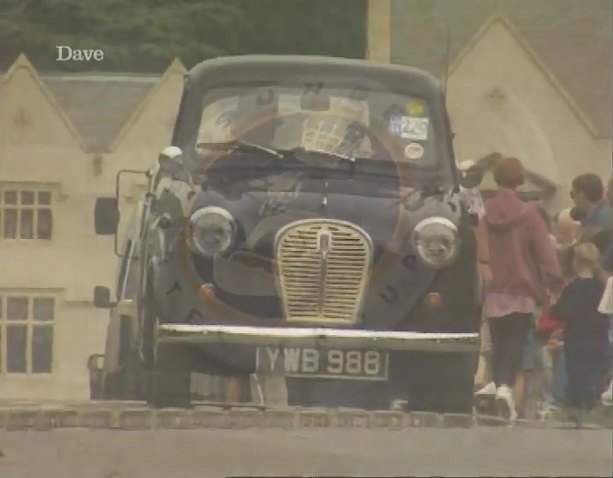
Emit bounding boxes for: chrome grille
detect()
[275,219,373,324]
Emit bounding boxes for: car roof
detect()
[186,55,442,97]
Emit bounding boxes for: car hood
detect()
[189,174,463,329]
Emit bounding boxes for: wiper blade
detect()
[284,146,357,165]
[197,140,284,159]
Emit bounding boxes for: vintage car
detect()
[92,55,484,412]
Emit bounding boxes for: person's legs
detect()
[584,343,609,410]
[550,349,568,406]
[564,345,584,409]
[488,314,530,420]
[514,372,526,411]
[515,326,537,412]
[497,314,531,387]
[475,319,496,394]
[487,318,505,387]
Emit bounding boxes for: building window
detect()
[0,293,55,374]
[0,187,53,240]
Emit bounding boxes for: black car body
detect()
[93,55,483,412]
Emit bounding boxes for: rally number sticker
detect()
[400,116,429,141]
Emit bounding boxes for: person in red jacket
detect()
[478,156,564,420]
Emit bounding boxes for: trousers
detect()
[488,313,531,387]
[565,340,609,410]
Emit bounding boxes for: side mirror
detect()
[93,286,115,309]
[94,197,119,235]
[459,167,484,189]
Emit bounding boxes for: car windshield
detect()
[196,85,443,175]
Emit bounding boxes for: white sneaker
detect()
[475,381,496,395]
[602,380,612,406]
[496,385,518,421]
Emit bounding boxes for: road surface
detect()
[1,427,611,477]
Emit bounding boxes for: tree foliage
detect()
[0,0,366,72]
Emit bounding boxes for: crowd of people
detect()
[472,157,612,424]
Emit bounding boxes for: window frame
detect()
[0,292,56,375]
[0,184,54,241]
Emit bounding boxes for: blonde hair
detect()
[573,242,603,276]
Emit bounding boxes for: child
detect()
[550,242,610,423]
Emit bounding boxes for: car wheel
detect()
[121,351,150,400]
[438,352,478,413]
[148,343,192,409]
[406,352,477,414]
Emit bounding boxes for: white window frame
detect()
[0,184,54,241]
[0,292,56,375]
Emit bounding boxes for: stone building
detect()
[0,54,184,399]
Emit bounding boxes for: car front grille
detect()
[275,219,373,324]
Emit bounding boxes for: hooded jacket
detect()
[479,189,564,305]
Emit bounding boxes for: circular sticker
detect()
[404,142,424,160]
[405,101,424,116]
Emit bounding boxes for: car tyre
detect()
[148,342,192,409]
[407,352,477,414]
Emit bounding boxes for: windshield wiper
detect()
[197,140,284,159]
[284,146,357,165]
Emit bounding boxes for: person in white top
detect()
[457,160,486,220]
[599,265,613,406]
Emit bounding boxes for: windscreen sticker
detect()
[405,100,425,117]
[404,142,425,160]
[400,116,429,141]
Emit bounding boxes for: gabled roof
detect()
[448,14,599,138]
[0,55,183,153]
[390,0,612,138]
[44,72,159,152]
[0,54,86,150]
[110,58,186,151]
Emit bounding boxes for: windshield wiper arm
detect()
[197,140,284,159]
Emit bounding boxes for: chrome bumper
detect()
[157,324,479,353]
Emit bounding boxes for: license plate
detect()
[255,347,389,380]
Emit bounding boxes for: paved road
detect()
[0,428,611,477]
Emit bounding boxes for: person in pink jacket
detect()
[478,156,564,420]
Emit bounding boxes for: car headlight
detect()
[412,217,460,268]
[189,206,236,257]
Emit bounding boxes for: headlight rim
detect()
[189,205,237,258]
[411,216,460,268]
